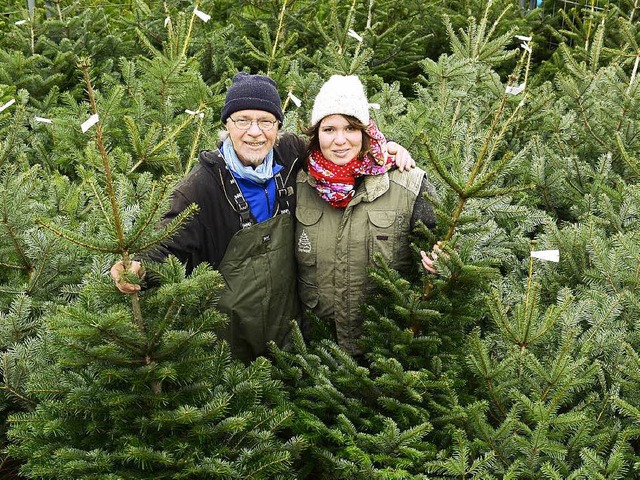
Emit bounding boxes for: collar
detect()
[301,170,389,205]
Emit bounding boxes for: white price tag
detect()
[287,92,302,107]
[194,8,210,22]
[81,113,99,133]
[185,109,204,118]
[530,250,560,262]
[347,29,363,42]
[0,99,16,112]
[506,83,526,95]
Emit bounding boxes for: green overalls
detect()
[216,172,299,362]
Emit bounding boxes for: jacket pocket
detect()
[295,206,322,266]
[295,206,322,309]
[367,210,396,264]
[297,277,319,309]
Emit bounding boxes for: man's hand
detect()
[388,141,416,172]
[110,260,144,294]
[421,241,443,275]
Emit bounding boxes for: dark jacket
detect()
[147,133,307,270]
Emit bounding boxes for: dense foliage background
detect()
[1,0,640,478]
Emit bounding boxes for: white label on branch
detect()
[0,99,16,112]
[506,83,526,95]
[164,17,170,27]
[348,29,363,42]
[287,92,302,107]
[15,20,27,25]
[81,113,99,133]
[185,109,204,118]
[530,250,560,262]
[520,42,532,53]
[194,8,211,22]
[630,55,639,86]
[515,35,532,42]
[35,116,53,124]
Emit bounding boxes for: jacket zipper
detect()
[265,186,272,217]
[283,156,299,185]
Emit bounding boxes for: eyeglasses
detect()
[228,117,279,131]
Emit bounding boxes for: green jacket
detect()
[295,167,435,354]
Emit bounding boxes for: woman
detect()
[295,75,437,355]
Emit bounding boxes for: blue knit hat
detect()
[221,72,283,123]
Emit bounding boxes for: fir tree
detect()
[271,323,438,478]
[413,6,640,477]
[1,1,640,478]
[0,90,93,478]
[6,34,303,479]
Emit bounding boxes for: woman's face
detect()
[318,115,363,166]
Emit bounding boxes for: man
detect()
[111,72,414,362]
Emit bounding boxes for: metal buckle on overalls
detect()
[274,175,287,196]
[239,207,253,229]
[234,193,253,229]
[274,173,291,215]
[234,193,249,212]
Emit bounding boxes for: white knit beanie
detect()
[311,75,370,126]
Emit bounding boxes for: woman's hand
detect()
[388,141,416,171]
[421,241,443,274]
[110,260,144,294]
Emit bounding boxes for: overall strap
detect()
[226,169,290,229]
[226,171,254,229]
[274,171,291,215]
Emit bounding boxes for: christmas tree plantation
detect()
[1,0,640,478]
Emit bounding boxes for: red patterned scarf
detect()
[307,121,395,208]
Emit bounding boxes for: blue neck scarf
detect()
[222,137,274,184]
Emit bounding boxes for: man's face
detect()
[226,109,279,167]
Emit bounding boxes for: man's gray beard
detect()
[241,152,267,168]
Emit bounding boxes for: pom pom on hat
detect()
[311,75,370,126]
[221,72,283,123]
